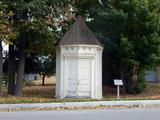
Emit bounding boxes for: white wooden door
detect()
[78,59,91,97]
[66,58,91,98]
[66,59,77,97]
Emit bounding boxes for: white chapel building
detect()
[56,15,103,99]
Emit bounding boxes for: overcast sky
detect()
[2,42,8,51]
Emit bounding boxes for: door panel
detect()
[78,59,91,96]
[66,59,77,96]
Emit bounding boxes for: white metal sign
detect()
[114,79,123,85]
[114,79,123,99]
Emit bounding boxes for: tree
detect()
[8,44,16,95]
[7,0,104,96]
[11,0,58,96]
[33,55,55,86]
[0,42,2,96]
[7,0,73,96]
[0,1,16,96]
[88,0,160,93]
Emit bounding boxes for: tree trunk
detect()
[8,44,15,95]
[131,65,138,88]
[15,40,26,96]
[0,42,3,96]
[42,76,45,86]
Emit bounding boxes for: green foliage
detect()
[126,70,147,94]
[89,0,160,93]
[7,0,59,52]
[33,55,56,79]
[136,71,147,93]
[69,0,98,14]
[23,80,35,87]
[0,1,16,41]
[18,20,59,55]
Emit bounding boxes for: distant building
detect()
[145,66,160,83]
[24,74,37,81]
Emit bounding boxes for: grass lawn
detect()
[104,83,160,100]
[0,82,160,104]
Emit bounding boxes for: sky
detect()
[2,42,8,51]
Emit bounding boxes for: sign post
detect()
[114,79,123,99]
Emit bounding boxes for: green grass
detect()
[0,83,160,104]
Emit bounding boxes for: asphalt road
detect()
[0,108,160,120]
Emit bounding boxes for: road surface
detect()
[0,108,160,120]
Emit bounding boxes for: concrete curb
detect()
[0,100,160,110]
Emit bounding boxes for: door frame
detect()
[63,55,94,98]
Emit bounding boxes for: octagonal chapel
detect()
[56,15,103,99]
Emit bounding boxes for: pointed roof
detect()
[60,15,102,46]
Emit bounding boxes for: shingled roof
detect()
[60,15,102,46]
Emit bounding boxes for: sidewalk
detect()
[0,100,160,110]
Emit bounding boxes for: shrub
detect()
[126,70,147,94]
[23,80,35,86]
